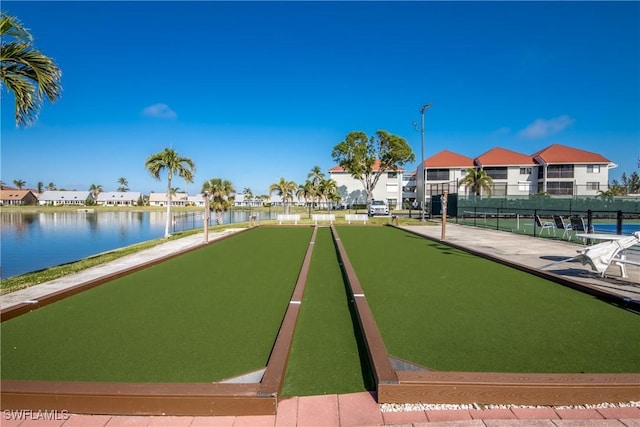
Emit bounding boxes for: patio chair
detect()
[535,215,555,237]
[553,215,572,240]
[569,216,594,243]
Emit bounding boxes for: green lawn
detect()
[281,227,374,396]
[336,226,640,373]
[1,227,313,382]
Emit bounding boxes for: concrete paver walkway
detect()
[2,223,639,426]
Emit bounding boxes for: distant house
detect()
[148,192,189,207]
[96,192,141,206]
[0,189,38,206]
[187,194,205,207]
[38,190,94,206]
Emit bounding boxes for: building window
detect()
[518,181,531,192]
[547,165,574,178]
[520,167,532,175]
[546,181,574,195]
[587,165,600,173]
[587,182,600,190]
[426,169,450,181]
[484,167,508,180]
[387,172,398,179]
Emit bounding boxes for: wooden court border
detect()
[331,224,640,406]
[1,225,318,416]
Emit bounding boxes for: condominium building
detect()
[330,144,616,209]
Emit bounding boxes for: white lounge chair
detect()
[574,232,640,278]
[541,231,640,278]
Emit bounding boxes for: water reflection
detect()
[1,209,277,279]
[1,211,168,279]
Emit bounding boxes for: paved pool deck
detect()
[1,223,639,426]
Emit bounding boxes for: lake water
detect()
[1,210,263,279]
[3,210,638,280]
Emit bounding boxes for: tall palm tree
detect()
[145,148,196,238]
[37,181,43,193]
[458,168,493,198]
[117,177,129,192]
[0,12,62,127]
[13,179,25,189]
[269,177,297,214]
[307,165,325,207]
[202,178,235,224]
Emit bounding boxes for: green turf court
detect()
[336,226,640,373]
[1,227,313,382]
[280,227,374,396]
[2,225,639,394]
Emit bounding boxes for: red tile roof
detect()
[531,143,611,164]
[475,147,536,167]
[0,189,36,201]
[424,150,475,168]
[329,159,405,172]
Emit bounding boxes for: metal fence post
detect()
[616,210,623,235]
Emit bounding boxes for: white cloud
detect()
[492,127,511,136]
[518,115,575,139]
[142,103,177,119]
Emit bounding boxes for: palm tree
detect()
[1,12,62,127]
[117,177,129,192]
[13,179,25,189]
[319,178,338,213]
[297,180,315,217]
[269,177,297,214]
[202,178,235,224]
[37,181,43,193]
[88,183,103,200]
[458,168,493,199]
[145,148,196,238]
[242,187,253,207]
[46,182,56,191]
[307,165,325,207]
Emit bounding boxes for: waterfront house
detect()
[0,189,39,206]
[148,192,189,207]
[96,192,142,206]
[38,190,94,206]
[187,194,205,207]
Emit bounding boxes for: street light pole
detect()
[414,103,432,221]
[203,191,210,243]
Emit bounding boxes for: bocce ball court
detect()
[1,225,639,416]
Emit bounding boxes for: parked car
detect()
[368,199,389,216]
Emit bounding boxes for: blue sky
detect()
[2,1,639,195]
